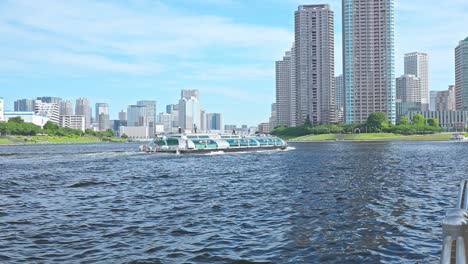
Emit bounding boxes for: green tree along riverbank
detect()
[0,117,125,145]
[271,112,448,141]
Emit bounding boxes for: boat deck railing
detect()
[441,180,468,264]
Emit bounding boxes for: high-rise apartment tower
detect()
[343,0,395,123]
[295,5,335,125]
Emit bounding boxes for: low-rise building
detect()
[4,111,50,128]
[407,111,468,130]
[119,126,150,139]
[224,125,237,131]
[155,125,164,134]
[396,100,421,120]
[258,123,270,134]
[60,115,86,131]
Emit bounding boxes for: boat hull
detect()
[143,145,287,154]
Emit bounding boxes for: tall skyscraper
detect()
[295,5,335,125]
[137,100,156,131]
[37,97,62,104]
[335,74,344,122]
[75,98,91,129]
[276,50,292,127]
[206,113,222,130]
[404,52,429,110]
[157,112,173,133]
[289,44,297,126]
[127,105,147,126]
[181,90,199,100]
[14,99,35,112]
[396,75,421,103]
[200,110,207,131]
[343,0,395,123]
[269,103,277,130]
[60,100,73,116]
[118,110,127,121]
[95,103,110,131]
[166,104,178,114]
[179,96,201,131]
[179,90,201,131]
[455,37,468,111]
[395,74,421,119]
[166,104,179,128]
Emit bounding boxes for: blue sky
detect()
[1,0,467,125]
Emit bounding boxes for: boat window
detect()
[166,139,179,146]
[249,139,259,146]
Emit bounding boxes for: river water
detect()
[0,141,466,263]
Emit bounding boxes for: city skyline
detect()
[1,0,468,125]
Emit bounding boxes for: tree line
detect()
[271,112,442,139]
[0,116,115,138]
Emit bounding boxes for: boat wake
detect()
[204,151,226,156]
[282,146,296,152]
[80,151,141,158]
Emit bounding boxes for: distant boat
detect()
[450,133,468,141]
[139,134,288,154]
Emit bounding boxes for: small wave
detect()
[145,246,166,253]
[67,181,108,188]
[128,258,163,264]
[189,253,272,264]
[0,153,17,157]
[170,228,197,236]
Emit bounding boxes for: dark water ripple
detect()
[0,141,466,263]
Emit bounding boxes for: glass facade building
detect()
[455,37,468,111]
[127,105,147,127]
[14,99,35,112]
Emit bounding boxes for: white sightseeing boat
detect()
[139,134,288,154]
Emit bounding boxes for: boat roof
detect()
[155,133,280,140]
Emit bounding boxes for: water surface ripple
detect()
[0,141,465,263]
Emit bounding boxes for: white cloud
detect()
[46,52,161,75]
[179,63,273,81]
[0,0,292,77]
